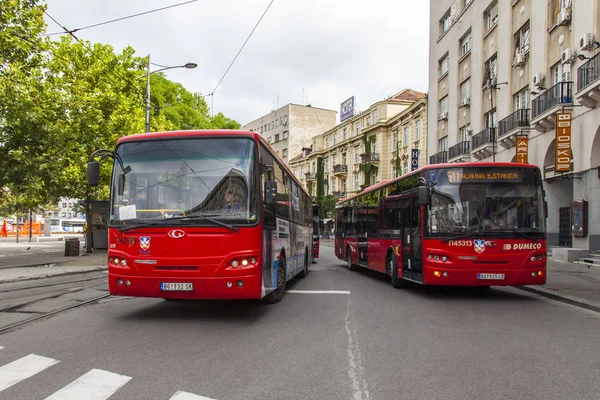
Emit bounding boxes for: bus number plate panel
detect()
[160,282,194,291]
[477,273,505,280]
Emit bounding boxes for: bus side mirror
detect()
[265,181,277,204]
[117,174,125,196]
[418,186,430,206]
[87,161,100,187]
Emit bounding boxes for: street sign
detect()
[555,113,572,172]
[411,149,419,171]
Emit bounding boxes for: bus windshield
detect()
[424,166,546,238]
[110,137,258,226]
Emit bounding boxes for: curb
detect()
[0,266,107,284]
[515,285,600,313]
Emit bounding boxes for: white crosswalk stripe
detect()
[45,368,132,400]
[0,354,60,392]
[169,390,218,400]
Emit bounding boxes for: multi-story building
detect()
[428,0,600,252]
[55,197,83,219]
[242,104,336,164]
[290,89,427,199]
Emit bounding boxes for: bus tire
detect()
[298,248,309,279]
[263,255,287,304]
[347,247,359,271]
[387,251,405,289]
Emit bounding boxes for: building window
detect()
[460,32,472,56]
[439,55,449,76]
[403,127,409,147]
[439,136,448,152]
[484,1,498,33]
[550,0,572,26]
[439,96,449,114]
[459,124,472,142]
[293,168,297,176]
[324,159,329,172]
[415,120,421,141]
[391,165,397,179]
[312,140,316,149]
[485,108,497,128]
[343,180,347,192]
[403,161,408,172]
[513,87,529,111]
[551,62,571,84]
[355,121,361,135]
[332,155,337,166]
[483,54,498,87]
[275,134,280,142]
[372,109,379,123]
[62,202,67,208]
[300,166,304,176]
[342,127,347,140]
[464,0,472,7]
[354,175,359,191]
[440,9,452,35]
[514,21,530,59]
[460,79,471,100]
[366,115,371,126]
[282,148,288,160]
[354,148,359,163]
[392,132,398,150]
[370,139,376,154]
[333,133,337,145]
[283,130,289,139]
[312,161,316,172]
[325,136,329,148]
[332,178,336,192]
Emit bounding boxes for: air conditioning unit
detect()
[557,7,572,26]
[580,33,596,51]
[561,48,575,64]
[458,97,471,107]
[437,112,448,121]
[533,73,545,87]
[513,52,526,67]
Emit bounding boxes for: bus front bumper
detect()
[421,265,547,286]
[108,272,263,299]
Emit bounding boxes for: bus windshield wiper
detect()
[176,216,239,232]
[504,228,538,242]
[117,216,238,232]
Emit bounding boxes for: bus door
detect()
[358,207,369,266]
[401,192,423,282]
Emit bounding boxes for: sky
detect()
[43,0,430,126]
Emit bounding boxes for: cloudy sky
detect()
[43,0,430,126]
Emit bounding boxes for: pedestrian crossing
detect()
[0,346,217,400]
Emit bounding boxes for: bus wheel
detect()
[263,256,287,304]
[347,248,358,271]
[388,253,405,289]
[298,249,309,279]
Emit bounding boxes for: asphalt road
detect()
[0,247,599,400]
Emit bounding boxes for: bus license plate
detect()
[477,273,505,280]
[160,282,194,291]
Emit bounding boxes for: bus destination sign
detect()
[446,169,523,184]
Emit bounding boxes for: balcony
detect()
[332,191,347,199]
[333,164,348,177]
[429,151,448,165]
[576,52,600,109]
[531,82,573,132]
[448,141,471,162]
[360,153,380,164]
[471,128,495,160]
[544,161,574,180]
[305,172,316,181]
[498,109,530,149]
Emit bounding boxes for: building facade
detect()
[428,0,600,251]
[242,104,337,165]
[290,90,427,199]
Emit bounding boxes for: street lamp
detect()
[144,54,197,133]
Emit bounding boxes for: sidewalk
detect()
[319,238,600,311]
[0,250,107,283]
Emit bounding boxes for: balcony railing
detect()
[498,109,530,138]
[305,172,316,180]
[429,151,448,164]
[531,82,573,119]
[333,164,348,174]
[332,191,347,199]
[448,141,470,159]
[360,153,380,163]
[577,52,600,92]
[471,128,495,149]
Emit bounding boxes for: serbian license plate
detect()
[160,282,194,291]
[477,273,505,280]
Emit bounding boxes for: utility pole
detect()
[28,209,32,242]
[145,54,151,133]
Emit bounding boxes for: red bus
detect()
[87,130,315,303]
[334,162,548,288]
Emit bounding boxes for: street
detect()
[0,246,599,400]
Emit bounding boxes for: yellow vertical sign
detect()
[555,113,572,172]
[516,136,528,164]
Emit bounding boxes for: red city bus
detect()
[87,130,314,303]
[334,162,548,288]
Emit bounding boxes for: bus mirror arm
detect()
[88,149,131,188]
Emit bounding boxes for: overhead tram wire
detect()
[207,0,277,116]
[41,0,199,37]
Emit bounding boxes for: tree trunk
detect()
[28,209,33,242]
[15,211,19,243]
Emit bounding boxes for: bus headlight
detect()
[120,259,127,267]
[241,259,249,266]
[231,260,239,268]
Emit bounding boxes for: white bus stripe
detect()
[169,390,218,400]
[45,368,131,400]
[0,354,59,392]
[287,290,350,294]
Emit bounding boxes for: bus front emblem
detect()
[168,230,186,239]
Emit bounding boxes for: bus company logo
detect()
[505,243,542,250]
[139,236,151,250]
[474,239,486,254]
[167,229,185,239]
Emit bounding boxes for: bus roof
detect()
[115,129,311,201]
[337,161,540,206]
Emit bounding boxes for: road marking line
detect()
[345,299,370,400]
[0,354,60,393]
[287,290,350,294]
[170,390,218,400]
[45,368,131,400]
